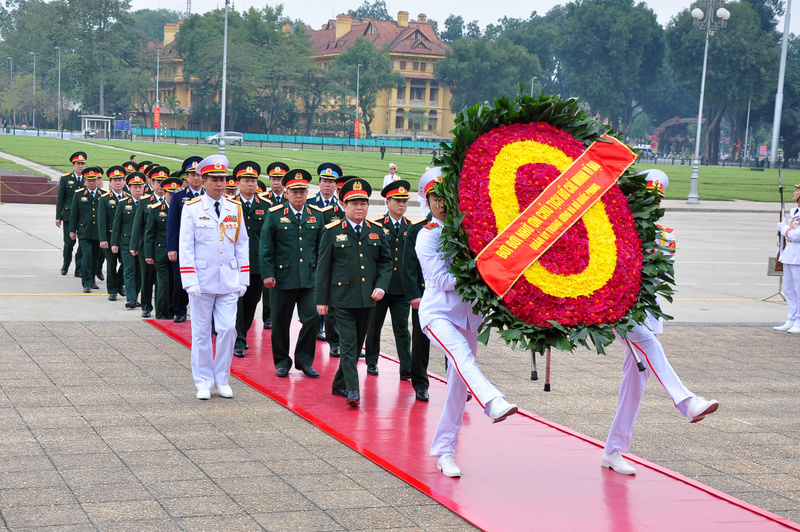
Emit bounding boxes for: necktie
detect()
[394,222,400,231]
[323,200,328,207]
[214,201,220,217]
[296,212,302,222]
[245,201,251,209]
[355,224,361,237]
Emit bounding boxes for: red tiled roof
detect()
[310,18,450,59]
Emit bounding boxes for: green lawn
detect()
[0,155,45,176]
[0,135,796,200]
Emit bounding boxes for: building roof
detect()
[311,16,450,59]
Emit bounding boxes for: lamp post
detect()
[6,57,12,129]
[55,46,61,136]
[530,76,537,97]
[154,48,161,143]
[769,0,792,167]
[219,0,230,155]
[355,63,362,149]
[687,0,730,204]
[29,51,35,130]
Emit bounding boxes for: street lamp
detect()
[6,57,12,129]
[55,46,61,136]
[687,0,730,204]
[355,63,362,149]
[29,51,35,130]
[769,0,792,167]
[530,76,538,97]
[154,48,161,143]
[219,0,230,155]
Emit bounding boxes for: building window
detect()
[420,63,426,72]
[413,62,419,71]
[396,85,406,99]
[395,108,405,129]
[429,82,439,103]
[429,111,438,132]
[410,86,425,100]
[400,61,406,70]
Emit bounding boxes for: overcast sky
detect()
[135,0,799,36]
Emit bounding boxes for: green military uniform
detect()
[112,193,143,307]
[98,185,128,300]
[316,201,393,396]
[261,199,324,371]
[56,169,85,276]
[315,202,345,353]
[69,171,103,291]
[364,214,412,376]
[403,214,432,395]
[130,193,158,315]
[143,198,172,319]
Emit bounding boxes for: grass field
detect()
[0,155,45,176]
[0,135,797,201]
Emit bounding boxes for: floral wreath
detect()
[436,93,675,355]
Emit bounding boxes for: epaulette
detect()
[411,217,428,225]
[370,215,385,223]
[368,219,383,228]
[257,192,270,200]
[101,191,111,198]
[75,187,85,193]
[226,196,241,204]
[186,196,202,205]
[315,205,333,212]
[324,219,341,230]
[308,204,325,212]
[148,202,162,209]
[62,172,71,178]
[423,221,439,230]
[141,194,152,200]
[269,204,284,213]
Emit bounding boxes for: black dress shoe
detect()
[346,390,360,407]
[97,272,104,281]
[83,287,91,293]
[61,267,68,276]
[359,347,366,358]
[74,271,81,277]
[141,310,151,318]
[134,301,142,308]
[90,283,99,290]
[300,366,319,378]
[244,342,249,350]
[108,294,117,301]
[125,300,135,309]
[331,387,347,398]
[263,320,272,330]
[329,346,340,357]
[233,348,245,358]
[367,365,379,376]
[118,287,126,297]
[276,367,289,377]
[316,331,326,341]
[399,370,412,381]
[173,314,187,323]
[415,389,430,402]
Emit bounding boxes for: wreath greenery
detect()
[435,91,675,355]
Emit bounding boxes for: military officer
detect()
[112,173,147,309]
[179,154,250,400]
[167,155,204,323]
[56,152,87,277]
[225,175,239,197]
[98,166,128,301]
[69,166,104,293]
[260,169,324,378]
[232,161,267,357]
[131,166,169,318]
[316,178,393,407]
[144,177,181,319]
[259,161,289,330]
[364,180,413,379]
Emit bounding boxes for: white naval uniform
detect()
[416,221,504,457]
[179,195,250,392]
[605,225,696,455]
[382,173,400,189]
[779,207,800,327]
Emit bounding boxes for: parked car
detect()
[204,131,243,146]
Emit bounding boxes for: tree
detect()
[329,36,404,138]
[557,0,664,134]
[440,15,464,43]
[434,36,540,113]
[347,0,390,21]
[131,8,183,42]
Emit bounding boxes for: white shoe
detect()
[437,454,462,478]
[774,321,793,331]
[196,389,211,400]
[217,384,233,398]
[685,396,719,423]
[601,451,636,475]
[488,397,518,423]
[788,325,800,334]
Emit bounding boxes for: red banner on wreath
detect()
[475,136,637,297]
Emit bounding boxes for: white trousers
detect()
[604,324,694,454]
[425,319,503,457]
[783,264,800,326]
[190,292,239,392]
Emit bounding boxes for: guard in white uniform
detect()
[417,175,518,478]
[602,170,719,475]
[775,184,800,333]
[179,154,250,400]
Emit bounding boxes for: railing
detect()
[429,101,438,107]
[409,100,426,106]
[395,99,406,105]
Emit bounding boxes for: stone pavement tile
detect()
[129,463,208,484]
[212,475,295,497]
[396,504,474,529]
[39,437,111,455]
[184,447,258,465]
[69,482,152,504]
[736,473,800,492]
[259,458,339,476]
[0,485,77,508]
[370,487,441,507]
[145,478,228,499]
[159,427,236,451]
[199,460,275,480]
[101,434,177,453]
[177,514,263,531]
[1,503,90,528]
[324,456,396,474]
[348,470,414,490]
[305,488,391,510]
[3,470,66,489]
[731,491,799,513]
[3,387,81,409]
[31,427,99,442]
[15,406,89,429]
[74,405,150,426]
[117,449,195,469]
[161,494,241,518]
[95,518,182,532]
[302,442,368,460]
[0,453,53,473]
[246,444,324,462]
[251,509,344,531]
[281,473,362,493]
[326,506,416,530]
[60,466,140,487]
[232,491,318,513]
[82,499,170,522]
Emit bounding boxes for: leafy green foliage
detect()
[437,91,674,356]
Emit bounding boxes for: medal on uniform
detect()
[335,234,348,242]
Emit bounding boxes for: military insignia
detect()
[109,200,116,205]
[199,216,210,220]
[255,210,264,215]
[280,217,291,224]
[125,205,133,211]
[335,234,348,242]
[424,221,439,229]
[369,233,380,240]
[159,212,168,218]
[331,216,341,224]
[399,186,406,193]
[353,181,362,190]
[81,197,88,202]
[222,214,236,223]
[307,217,316,224]
[383,228,390,235]
[214,162,223,170]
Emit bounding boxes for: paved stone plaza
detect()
[1,197,798,529]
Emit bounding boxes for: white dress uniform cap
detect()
[198,154,229,177]
[636,168,669,194]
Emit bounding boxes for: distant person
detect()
[56,152,87,277]
[431,147,437,164]
[380,143,386,160]
[775,182,800,334]
[130,154,137,163]
[382,163,399,189]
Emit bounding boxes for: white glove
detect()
[237,285,247,298]
[778,222,789,234]
[186,286,201,298]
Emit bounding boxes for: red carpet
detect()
[149,319,800,532]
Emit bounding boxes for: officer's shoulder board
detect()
[324,219,341,230]
[368,219,382,228]
[257,192,270,200]
[61,172,72,178]
[226,197,241,205]
[315,205,333,212]
[308,204,325,212]
[185,196,202,205]
[268,204,284,213]
[101,191,111,198]
[423,221,439,230]
[370,215,384,224]
[75,187,85,193]
[148,202,162,209]
[141,194,152,200]
[411,217,428,225]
